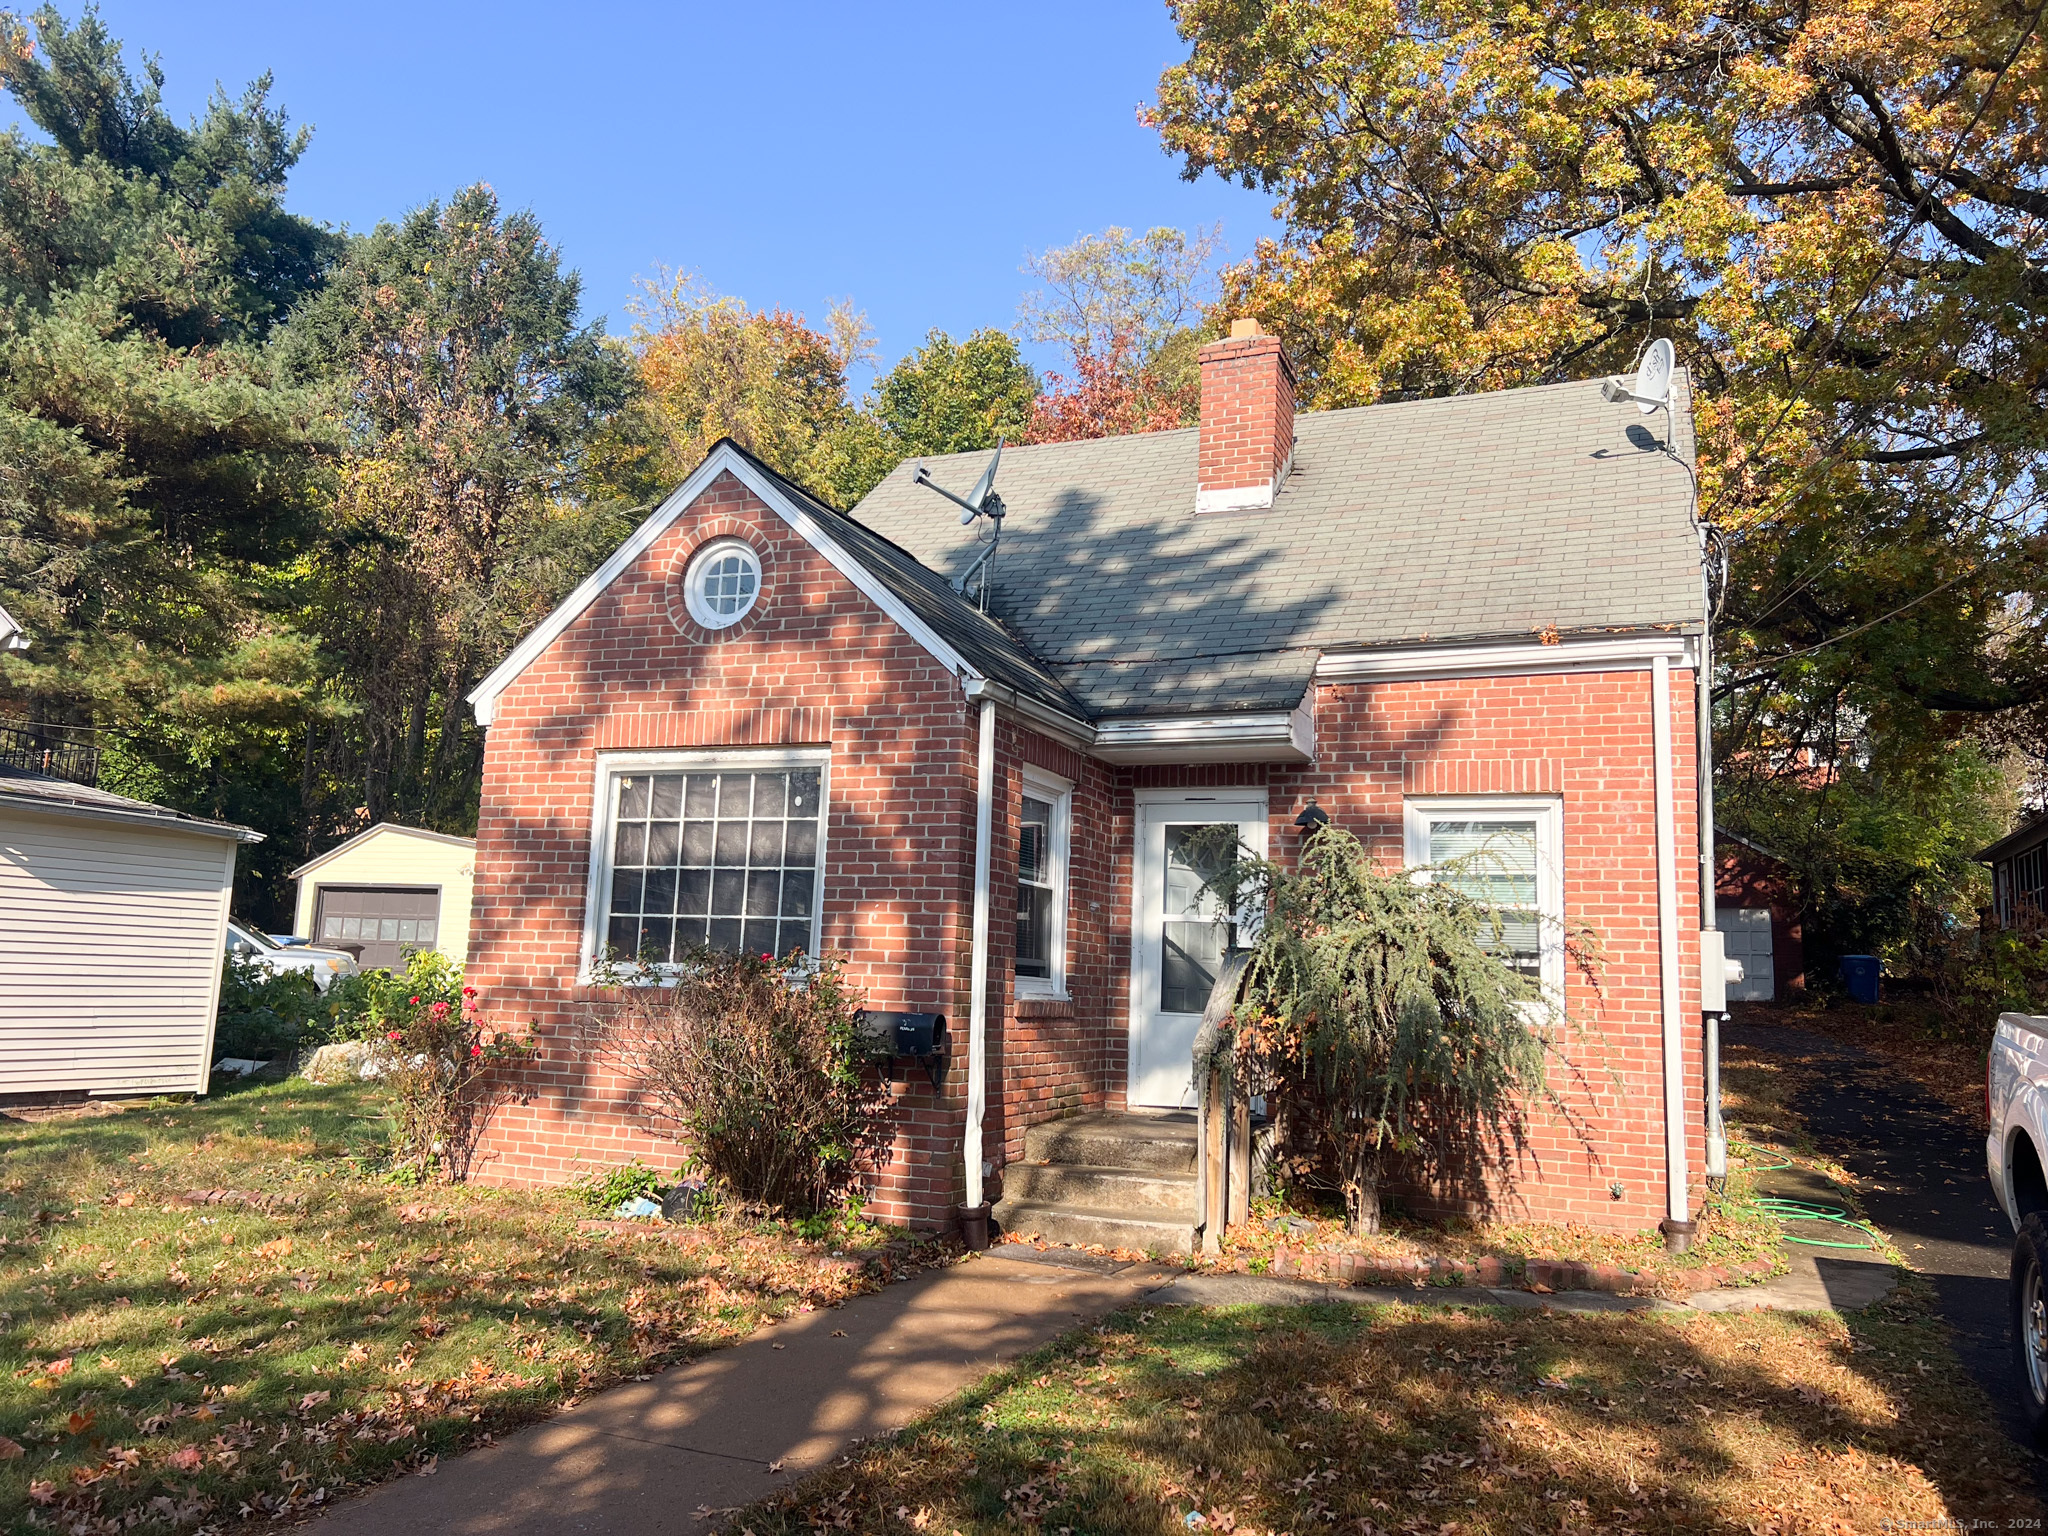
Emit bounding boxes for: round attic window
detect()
[682,539,762,630]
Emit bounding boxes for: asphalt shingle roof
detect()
[0,764,261,841]
[727,444,1086,718]
[847,374,1703,719]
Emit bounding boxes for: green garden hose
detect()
[1736,1154,1882,1250]
[1750,1195,1881,1250]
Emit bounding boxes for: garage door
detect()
[1723,907,1775,1001]
[315,887,440,973]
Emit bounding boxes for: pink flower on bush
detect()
[470,1044,482,1058]
[409,995,420,1006]
[385,1030,403,1042]
[462,986,477,998]
[429,1000,451,1020]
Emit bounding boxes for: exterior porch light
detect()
[1293,798,1330,837]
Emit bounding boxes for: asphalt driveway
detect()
[1725,1015,2028,1452]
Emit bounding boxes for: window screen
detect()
[605,767,822,963]
[1016,794,1055,979]
[1427,818,1541,974]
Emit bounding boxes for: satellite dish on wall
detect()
[1599,337,1676,414]
[1633,338,1674,414]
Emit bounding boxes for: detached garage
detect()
[0,765,260,1100]
[290,823,475,972]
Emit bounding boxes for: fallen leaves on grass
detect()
[743,1291,2035,1536]
[0,1077,946,1532]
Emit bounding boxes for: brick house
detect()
[461,321,1725,1250]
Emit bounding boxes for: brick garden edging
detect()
[1261,1245,1778,1297]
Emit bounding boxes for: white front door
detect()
[1128,793,1268,1108]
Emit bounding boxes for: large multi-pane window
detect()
[1015,769,1071,997]
[594,754,826,967]
[1404,798,1563,993]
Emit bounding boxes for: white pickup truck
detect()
[1988,1011,2048,1435]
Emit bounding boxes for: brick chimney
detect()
[1196,318,1296,514]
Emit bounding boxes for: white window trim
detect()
[682,538,763,631]
[580,746,832,985]
[1016,766,1073,1000]
[1403,795,1566,1002]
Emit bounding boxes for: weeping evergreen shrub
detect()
[1199,825,1574,1234]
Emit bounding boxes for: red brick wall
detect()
[1252,671,1706,1230]
[465,464,1705,1235]
[1197,332,1295,502]
[465,471,977,1226]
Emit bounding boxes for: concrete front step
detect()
[990,1197,1194,1257]
[1003,1161,1196,1215]
[1024,1111,1198,1175]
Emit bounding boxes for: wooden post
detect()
[1227,1081,1251,1231]
[1202,1060,1226,1256]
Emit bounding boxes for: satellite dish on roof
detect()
[911,441,1009,611]
[1599,337,1676,414]
[913,441,1006,527]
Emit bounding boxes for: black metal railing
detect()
[0,723,100,786]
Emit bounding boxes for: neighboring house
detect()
[0,765,260,1101]
[0,601,28,653]
[1716,827,1806,1000]
[459,321,1717,1243]
[290,823,476,972]
[1979,811,2048,929]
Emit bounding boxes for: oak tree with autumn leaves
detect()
[1154,0,2048,962]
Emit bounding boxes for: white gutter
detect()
[1091,697,1315,764]
[1652,654,1692,1249]
[1318,632,1694,684]
[963,698,997,1215]
[960,677,1092,754]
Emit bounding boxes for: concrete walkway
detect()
[308,1251,1176,1535]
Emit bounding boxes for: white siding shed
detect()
[0,767,259,1098]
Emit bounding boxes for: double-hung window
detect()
[1015,768,1072,998]
[1403,797,1564,997]
[587,749,828,973]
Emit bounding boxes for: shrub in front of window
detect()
[581,951,893,1217]
[1197,825,1595,1235]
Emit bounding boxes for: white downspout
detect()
[964,698,997,1213]
[1653,655,1692,1250]
[1699,553,1728,1178]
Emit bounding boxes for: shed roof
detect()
[1977,810,2048,865]
[0,765,261,842]
[849,374,1703,717]
[289,821,477,881]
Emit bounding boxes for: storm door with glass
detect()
[1128,794,1267,1108]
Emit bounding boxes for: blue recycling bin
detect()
[1838,954,1881,1004]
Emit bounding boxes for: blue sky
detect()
[41,1,1278,384]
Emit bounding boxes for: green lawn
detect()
[0,1079,913,1533]
[745,1292,2036,1535]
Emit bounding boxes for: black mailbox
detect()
[856,1010,947,1089]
